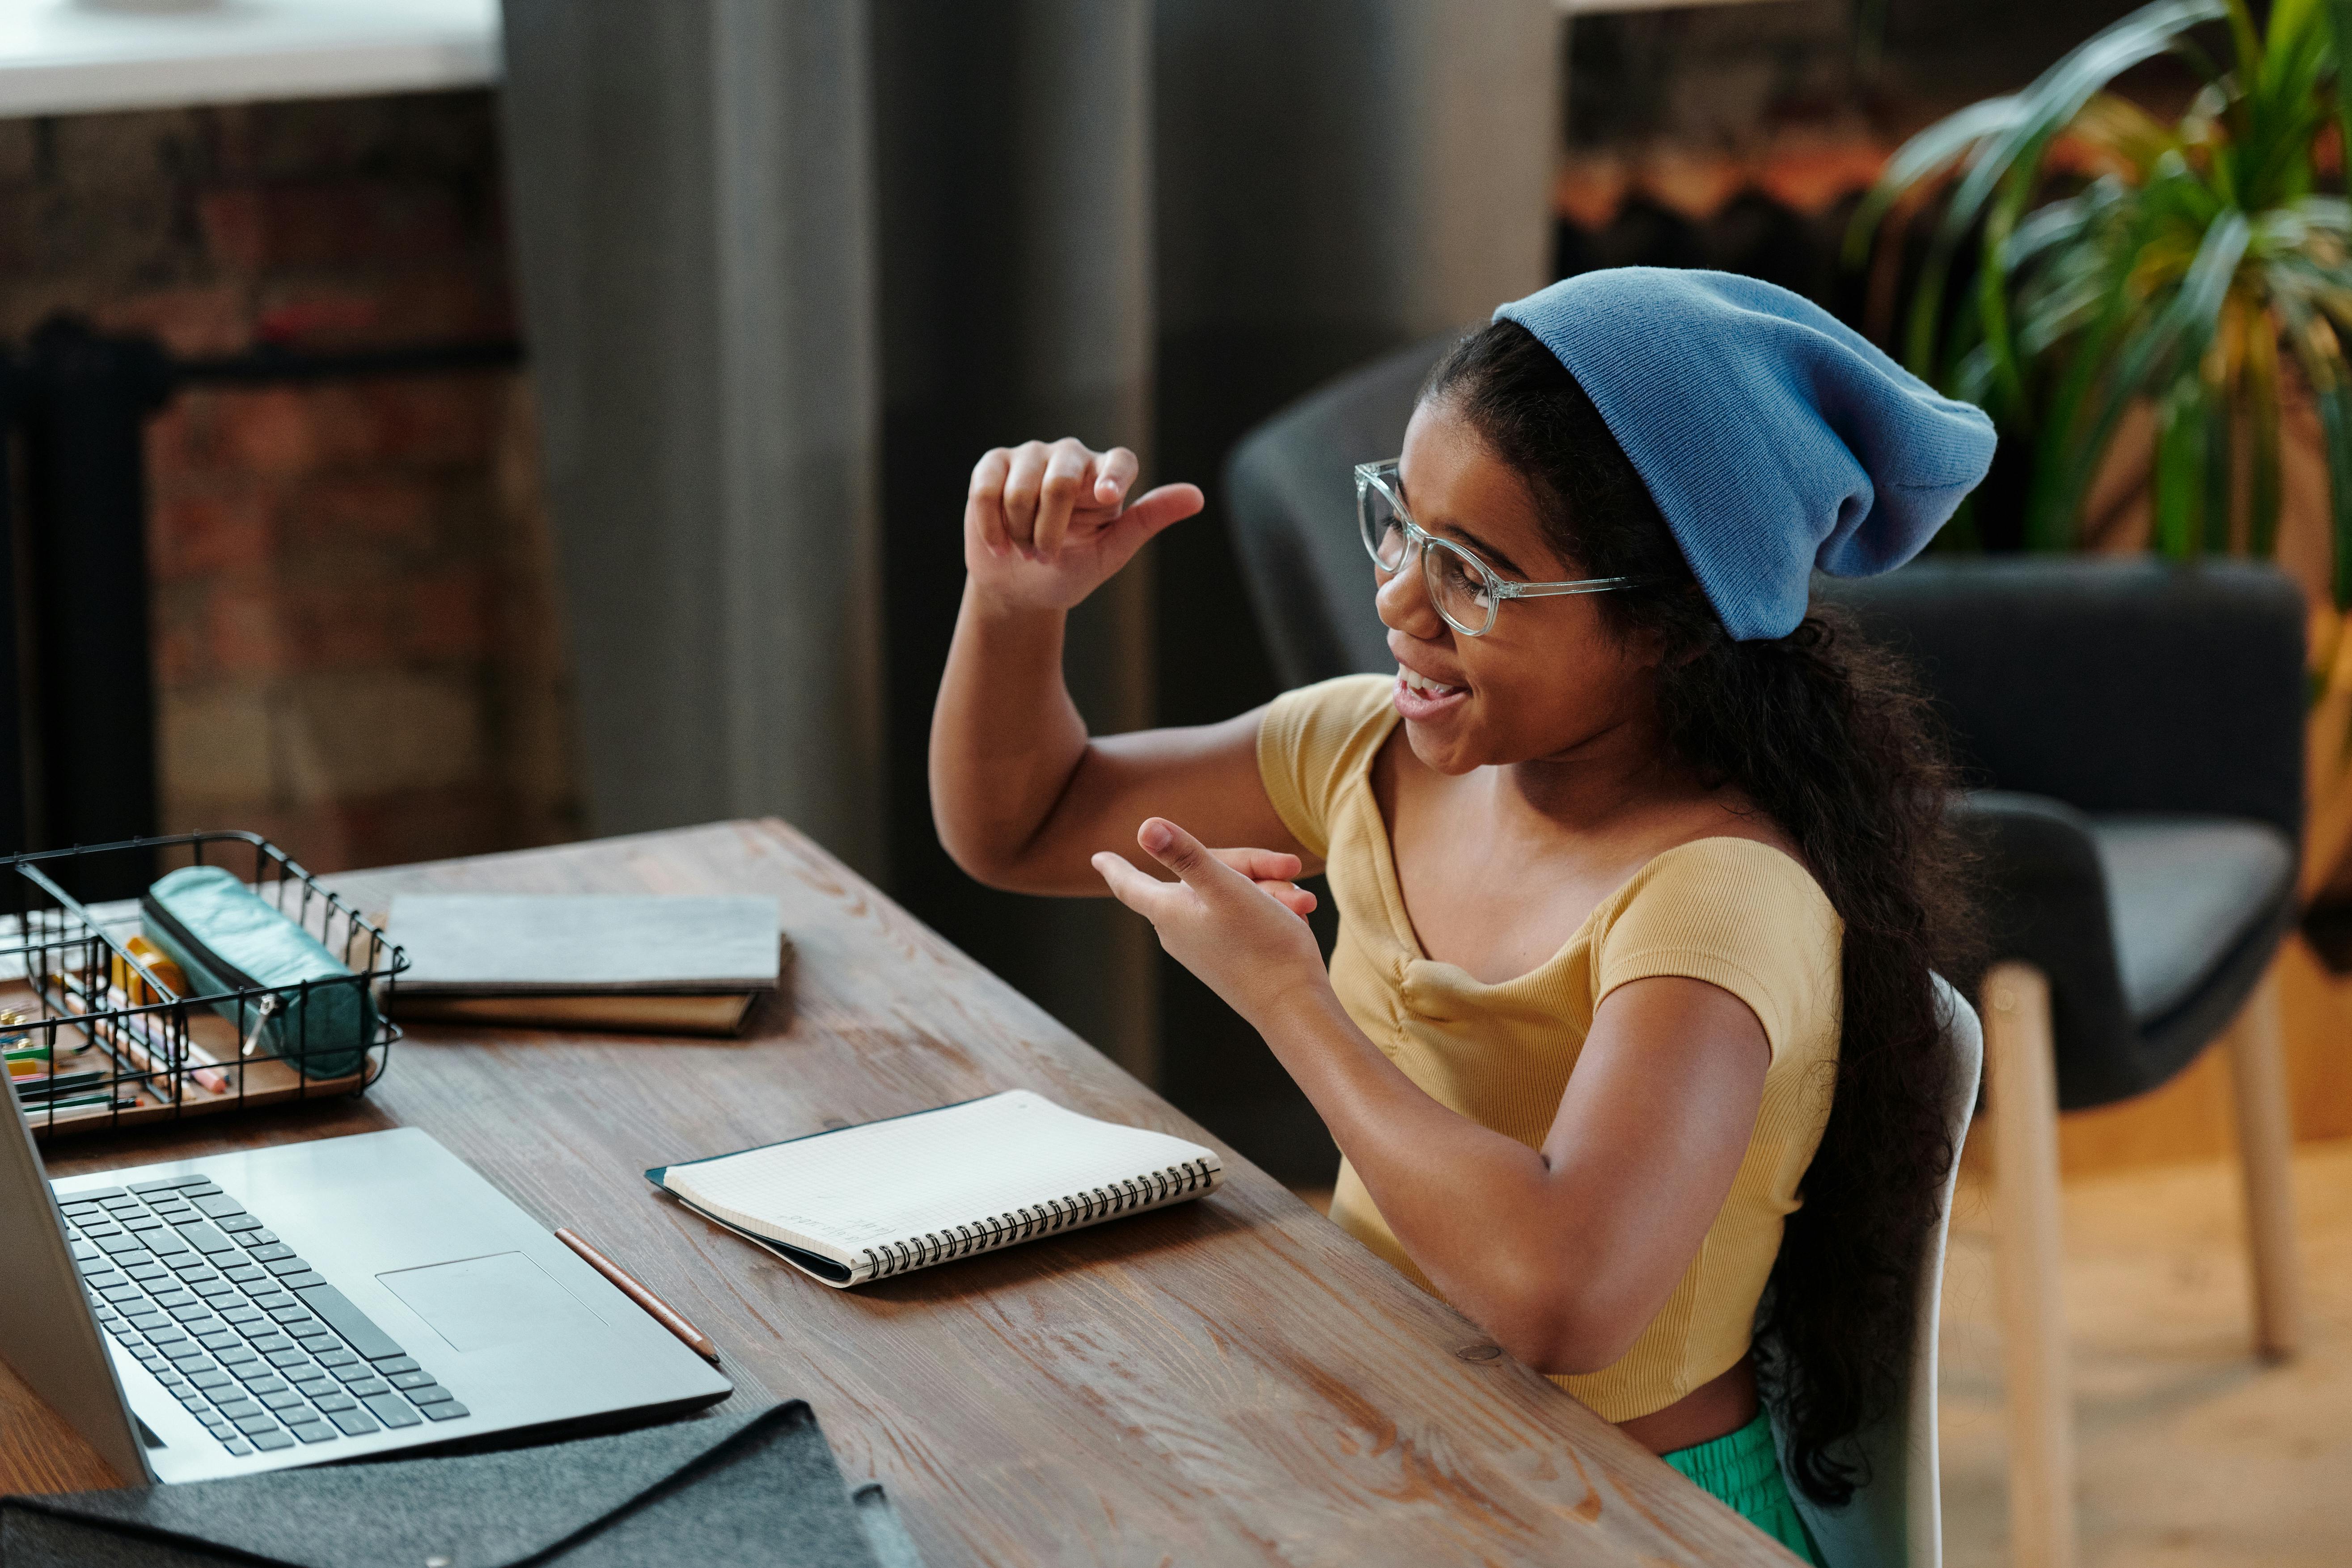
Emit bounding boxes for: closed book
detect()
[386,895,786,1037]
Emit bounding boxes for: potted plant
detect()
[1850,0,2352,894]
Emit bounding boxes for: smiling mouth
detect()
[1397,665,1464,698]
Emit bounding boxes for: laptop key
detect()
[221,1438,254,1457]
[213,1399,260,1420]
[404,1384,453,1407]
[310,1390,357,1413]
[420,1402,469,1422]
[288,1421,338,1445]
[239,1374,288,1395]
[176,1222,239,1255]
[231,1412,280,1435]
[189,1368,234,1390]
[259,1389,310,1411]
[248,1430,295,1452]
[327,1407,381,1437]
[169,1303,214,1322]
[265,1348,312,1368]
[339,1374,388,1394]
[277,1272,326,1291]
[385,1369,435,1390]
[360,1393,423,1429]
[313,1348,357,1369]
[372,1357,419,1376]
[248,1243,294,1263]
[146,1233,193,1258]
[294,1284,405,1362]
[94,1233,148,1255]
[216,1213,263,1233]
[125,1263,169,1282]
[191,1194,245,1220]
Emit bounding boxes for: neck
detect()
[1494,706,1705,836]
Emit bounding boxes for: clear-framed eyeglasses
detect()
[1354,461,1650,637]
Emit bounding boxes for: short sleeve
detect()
[1255,675,1397,861]
[1592,839,1842,1065]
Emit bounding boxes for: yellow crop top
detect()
[1257,674,1844,1422]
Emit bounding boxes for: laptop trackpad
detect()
[377,1252,605,1352]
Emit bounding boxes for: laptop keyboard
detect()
[57,1174,470,1458]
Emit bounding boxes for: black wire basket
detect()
[1,832,405,1139]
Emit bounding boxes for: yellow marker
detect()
[111,936,187,1006]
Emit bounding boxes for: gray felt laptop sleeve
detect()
[0,1402,919,1568]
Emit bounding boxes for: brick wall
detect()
[0,91,580,873]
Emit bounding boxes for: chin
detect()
[1401,721,1485,775]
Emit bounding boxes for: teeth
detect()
[1399,665,1460,696]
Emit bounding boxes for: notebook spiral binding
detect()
[857,1155,1224,1282]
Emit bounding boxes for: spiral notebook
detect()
[646,1090,1224,1287]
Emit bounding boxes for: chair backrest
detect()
[1772,973,1981,1568]
[1819,558,2305,846]
[1225,333,1457,687]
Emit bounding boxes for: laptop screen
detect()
[0,1079,151,1486]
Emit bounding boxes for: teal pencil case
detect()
[140,865,377,1080]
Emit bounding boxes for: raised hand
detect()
[1094,819,1332,1029]
[966,438,1204,611]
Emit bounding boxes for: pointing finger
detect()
[1092,851,1173,918]
[1137,818,1248,892]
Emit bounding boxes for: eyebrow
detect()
[1433,519,1528,579]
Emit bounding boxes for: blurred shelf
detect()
[0,0,498,119]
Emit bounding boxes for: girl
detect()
[929,269,1994,1557]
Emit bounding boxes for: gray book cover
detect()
[389,894,783,995]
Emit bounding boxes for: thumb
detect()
[1117,482,1204,538]
[1138,817,1236,890]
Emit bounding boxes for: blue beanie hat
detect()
[1493,269,1996,641]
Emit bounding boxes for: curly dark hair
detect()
[1423,319,1974,1505]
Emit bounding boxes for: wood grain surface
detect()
[5,820,1795,1565]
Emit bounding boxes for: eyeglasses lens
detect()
[1360,482,1409,571]
[1423,543,1495,632]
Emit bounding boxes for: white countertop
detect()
[0,0,498,118]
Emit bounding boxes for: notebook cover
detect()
[389,895,784,995]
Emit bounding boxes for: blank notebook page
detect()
[665,1090,1218,1252]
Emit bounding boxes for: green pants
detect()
[1662,1411,1819,1564]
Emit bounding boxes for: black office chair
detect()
[1227,337,2308,1568]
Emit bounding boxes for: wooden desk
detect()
[4,821,1791,1564]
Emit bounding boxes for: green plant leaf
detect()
[1845,97,2030,267]
[1887,0,2230,375]
[2031,208,2252,545]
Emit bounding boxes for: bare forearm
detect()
[1257,989,1622,1369]
[929,580,1091,883]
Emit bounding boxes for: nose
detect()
[1375,551,1448,643]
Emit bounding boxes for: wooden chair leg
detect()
[2226,964,2304,1361]
[1984,962,2075,1568]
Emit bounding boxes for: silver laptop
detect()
[2,1083,732,1484]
